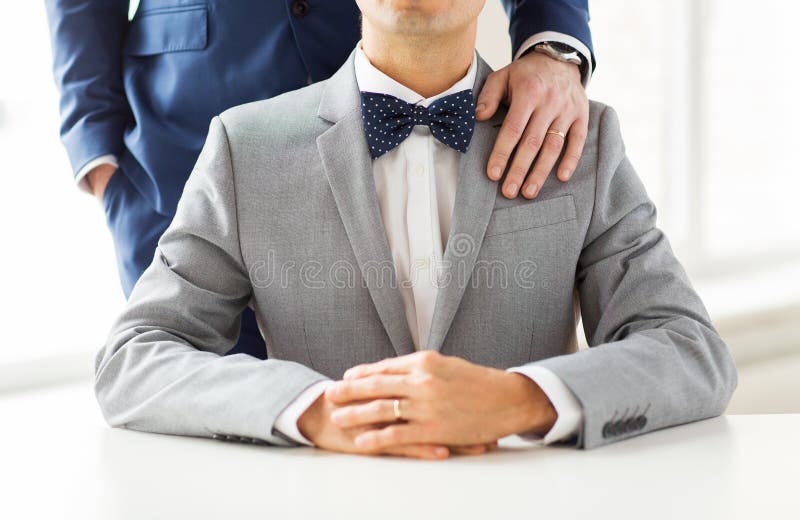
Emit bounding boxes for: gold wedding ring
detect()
[393,399,402,420]
[546,129,567,139]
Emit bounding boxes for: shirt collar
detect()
[354,42,478,108]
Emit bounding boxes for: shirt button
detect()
[412,164,425,177]
[291,0,310,17]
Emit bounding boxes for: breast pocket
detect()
[450,195,580,367]
[484,195,577,237]
[123,4,208,56]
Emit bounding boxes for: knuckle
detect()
[503,120,526,138]
[524,77,545,97]
[427,421,445,438]
[532,170,550,183]
[418,350,441,370]
[365,378,379,393]
[519,95,537,112]
[412,350,428,363]
[417,349,438,362]
[524,133,543,151]
[491,149,510,164]
[415,399,433,415]
[572,127,588,141]
[414,373,436,391]
[545,89,561,106]
[573,133,588,146]
[544,137,564,153]
[385,426,402,443]
[564,152,582,165]
[507,165,528,181]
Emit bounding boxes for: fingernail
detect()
[435,447,448,457]
[561,169,572,180]
[476,103,486,112]
[343,369,353,379]
[355,435,368,448]
[525,183,538,198]
[490,166,501,180]
[506,183,517,196]
[331,410,344,423]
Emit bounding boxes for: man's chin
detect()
[382,12,448,38]
[383,0,449,15]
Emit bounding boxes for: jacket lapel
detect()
[426,58,502,351]
[316,51,416,357]
[315,51,502,356]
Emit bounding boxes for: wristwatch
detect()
[531,41,588,80]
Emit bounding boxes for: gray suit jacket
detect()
[95,51,737,449]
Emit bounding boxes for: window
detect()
[0,3,125,376]
[587,0,800,321]
[480,0,800,323]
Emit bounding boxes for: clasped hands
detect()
[297,350,557,460]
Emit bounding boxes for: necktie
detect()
[360,89,476,159]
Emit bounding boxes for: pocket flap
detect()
[124,5,208,56]
[485,195,577,237]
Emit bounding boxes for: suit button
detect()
[291,0,310,17]
[622,418,636,434]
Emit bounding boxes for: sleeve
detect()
[501,0,595,70]
[93,117,331,446]
[273,381,335,445]
[43,0,132,179]
[75,155,119,194]
[518,105,738,449]
[514,32,593,86]
[507,366,582,444]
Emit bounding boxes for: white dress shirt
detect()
[273,43,583,447]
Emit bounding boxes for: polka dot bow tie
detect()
[359,89,476,159]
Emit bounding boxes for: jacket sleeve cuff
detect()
[507,365,583,445]
[74,154,119,194]
[272,380,335,446]
[514,31,594,87]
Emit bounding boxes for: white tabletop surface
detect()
[2,382,798,520]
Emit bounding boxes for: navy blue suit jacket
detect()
[46,0,593,216]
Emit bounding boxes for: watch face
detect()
[548,42,578,55]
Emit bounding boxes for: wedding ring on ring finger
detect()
[393,398,403,421]
[546,128,567,140]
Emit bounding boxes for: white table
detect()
[2,383,797,520]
